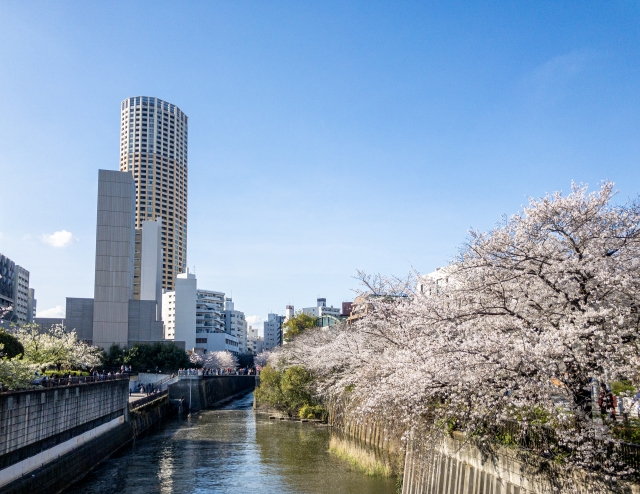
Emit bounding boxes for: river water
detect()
[65,393,397,494]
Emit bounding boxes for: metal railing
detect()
[129,389,169,411]
[177,369,201,377]
[0,373,130,394]
[494,419,640,473]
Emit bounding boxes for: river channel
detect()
[65,393,397,494]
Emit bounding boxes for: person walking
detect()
[598,386,617,421]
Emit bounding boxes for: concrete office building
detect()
[66,170,166,348]
[119,96,188,291]
[162,270,196,350]
[13,265,30,324]
[247,337,264,355]
[224,298,247,353]
[285,305,294,321]
[0,254,32,325]
[203,332,240,355]
[27,288,36,323]
[263,313,285,350]
[195,290,225,344]
[302,298,341,318]
[92,170,136,348]
[163,281,241,355]
[0,255,14,314]
[65,298,94,342]
[134,219,164,317]
[247,326,264,355]
[33,317,66,332]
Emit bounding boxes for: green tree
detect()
[255,364,325,419]
[0,349,37,390]
[0,330,24,358]
[102,345,126,368]
[283,311,317,342]
[101,342,189,371]
[237,352,254,368]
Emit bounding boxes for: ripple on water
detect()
[64,393,396,494]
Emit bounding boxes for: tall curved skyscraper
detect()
[119,96,188,291]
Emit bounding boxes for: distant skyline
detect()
[1,1,639,327]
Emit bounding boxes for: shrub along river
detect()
[64,392,397,494]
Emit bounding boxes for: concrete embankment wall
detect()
[328,398,640,494]
[168,376,256,411]
[328,396,405,476]
[0,379,129,483]
[0,381,172,494]
[1,422,132,494]
[402,432,640,494]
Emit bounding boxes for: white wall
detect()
[173,271,197,351]
[140,219,163,317]
[263,313,283,350]
[202,332,239,354]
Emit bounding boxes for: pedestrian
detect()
[598,386,617,421]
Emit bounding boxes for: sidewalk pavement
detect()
[128,392,149,403]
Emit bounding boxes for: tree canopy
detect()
[267,182,640,480]
[103,342,189,371]
[14,324,101,370]
[282,311,317,342]
[0,330,24,358]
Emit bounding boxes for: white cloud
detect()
[41,230,75,248]
[525,50,591,99]
[37,305,66,318]
[246,315,266,329]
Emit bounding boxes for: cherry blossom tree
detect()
[201,351,239,370]
[216,350,239,369]
[13,324,102,370]
[254,351,269,368]
[271,182,640,479]
[189,352,203,366]
[0,305,13,321]
[0,343,37,390]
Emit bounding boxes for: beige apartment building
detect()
[119,96,188,291]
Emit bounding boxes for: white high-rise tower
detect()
[119,96,188,291]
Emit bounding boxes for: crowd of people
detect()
[177,367,258,377]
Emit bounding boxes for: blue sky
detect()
[1,1,639,328]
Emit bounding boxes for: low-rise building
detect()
[247,335,264,354]
[302,298,341,319]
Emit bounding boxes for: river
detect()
[65,393,397,494]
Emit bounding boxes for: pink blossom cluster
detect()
[271,182,640,479]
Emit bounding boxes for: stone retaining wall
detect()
[168,375,256,411]
[328,397,640,494]
[0,386,172,494]
[0,379,129,473]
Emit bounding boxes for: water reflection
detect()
[65,393,396,494]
